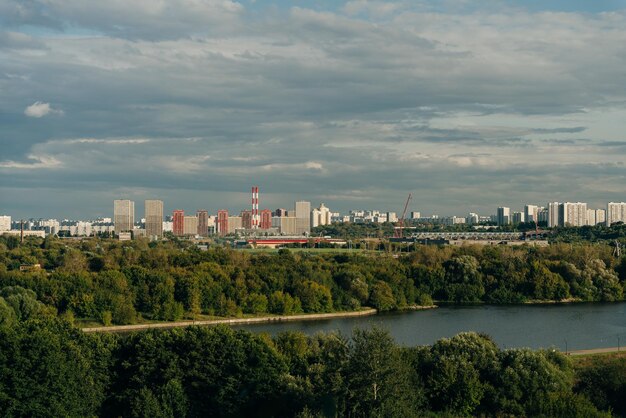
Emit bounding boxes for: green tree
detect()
[344,328,419,417]
[368,281,396,311]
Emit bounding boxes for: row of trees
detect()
[1,236,626,325]
[0,301,615,417]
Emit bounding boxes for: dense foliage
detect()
[0,304,615,417]
[1,235,626,325]
[1,237,625,416]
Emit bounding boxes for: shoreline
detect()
[81,308,378,333]
[568,347,624,356]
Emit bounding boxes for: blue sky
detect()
[1,0,626,219]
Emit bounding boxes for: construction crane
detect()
[394,193,412,239]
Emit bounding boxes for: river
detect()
[233,302,626,351]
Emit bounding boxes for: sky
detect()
[1,0,626,219]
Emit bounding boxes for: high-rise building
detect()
[273,208,288,217]
[310,203,332,228]
[387,212,398,223]
[587,209,597,226]
[524,205,539,224]
[197,210,209,236]
[0,215,11,232]
[227,216,242,234]
[512,211,525,224]
[217,210,229,236]
[607,202,626,226]
[295,201,311,235]
[145,200,163,238]
[183,216,198,236]
[272,216,297,235]
[410,211,421,220]
[538,208,549,225]
[548,202,560,228]
[311,208,321,228]
[241,210,253,229]
[496,207,510,226]
[114,200,135,234]
[260,209,272,229]
[561,202,588,227]
[466,213,479,225]
[596,209,606,225]
[172,210,185,236]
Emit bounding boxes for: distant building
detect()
[114,200,135,234]
[273,208,288,217]
[217,210,229,236]
[241,210,253,229]
[441,216,466,225]
[548,202,560,228]
[183,216,198,236]
[538,208,549,225]
[172,210,185,236]
[0,215,10,232]
[466,213,479,225]
[512,212,525,224]
[596,209,606,225]
[227,216,242,234]
[272,216,297,235]
[387,212,398,223]
[524,205,539,224]
[607,202,626,226]
[496,207,510,226]
[561,202,588,227]
[295,201,311,235]
[311,203,332,228]
[410,211,421,220]
[260,209,272,229]
[118,232,132,241]
[145,200,163,238]
[197,210,209,236]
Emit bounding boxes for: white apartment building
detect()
[0,215,11,232]
[548,202,561,228]
[561,202,588,227]
[607,202,626,226]
[524,205,540,223]
[311,203,332,228]
[497,207,511,225]
[114,200,135,234]
[466,213,479,225]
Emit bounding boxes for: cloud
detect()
[0,0,245,40]
[0,155,62,169]
[2,2,626,217]
[24,101,63,118]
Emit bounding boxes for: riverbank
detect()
[569,347,623,356]
[81,308,378,333]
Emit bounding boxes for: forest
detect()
[2,236,626,416]
[0,309,623,417]
[1,235,626,325]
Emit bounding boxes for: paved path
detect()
[82,308,378,333]
[568,347,623,356]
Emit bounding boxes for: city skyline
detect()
[2,1,626,217]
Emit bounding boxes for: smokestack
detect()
[252,186,259,229]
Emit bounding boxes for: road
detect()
[82,308,378,333]
[568,347,622,356]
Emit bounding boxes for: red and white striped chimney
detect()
[252,186,259,229]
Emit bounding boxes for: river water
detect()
[233,303,626,351]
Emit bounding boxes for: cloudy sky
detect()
[1,0,626,219]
